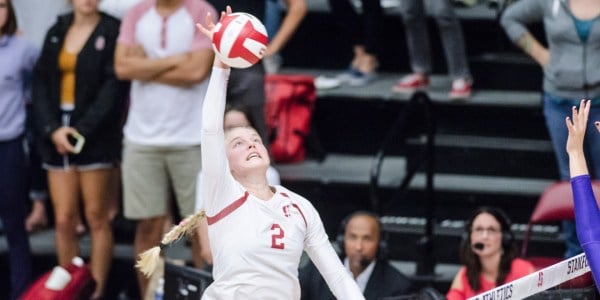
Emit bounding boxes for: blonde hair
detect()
[136,210,206,277]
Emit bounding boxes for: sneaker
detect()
[336,67,358,83]
[449,78,473,100]
[347,70,377,86]
[392,73,430,93]
[315,75,342,90]
[335,67,377,86]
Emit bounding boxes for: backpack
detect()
[265,74,317,163]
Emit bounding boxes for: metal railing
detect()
[369,91,436,277]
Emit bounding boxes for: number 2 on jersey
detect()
[271,223,285,249]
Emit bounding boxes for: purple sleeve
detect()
[571,175,600,292]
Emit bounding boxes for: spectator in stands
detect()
[566,99,600,293]
[24,102,49,233]
[31,0,126,298]
[330,0,383,86]
[194,103,281,267]
[314,0,382,89]
[446,206,535,299]
[114,0,217,296]
[0,0,38,297]
[393,0,473,99]
[12,0,70,235]
[501,0,600,259]
[299,211,413,299]
[262,0,307,74]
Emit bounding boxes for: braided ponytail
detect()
[136,210,206,277]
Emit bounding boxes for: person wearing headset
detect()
[299,211,412,300]
[446,207,535,300]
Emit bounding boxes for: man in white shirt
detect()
[114,0,217,296]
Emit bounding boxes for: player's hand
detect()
[566,99,591,155]
[196,6,233,70]
[196,6,232,40]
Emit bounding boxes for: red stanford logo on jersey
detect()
[282,205,291,217]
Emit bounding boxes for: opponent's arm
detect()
[566,100,600,294]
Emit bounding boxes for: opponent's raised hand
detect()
[566,99,590,155]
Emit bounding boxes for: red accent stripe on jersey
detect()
[207,192,249,225]
[292,203,307,227]
[280,192,289,198]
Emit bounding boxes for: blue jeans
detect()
[399,0,471,79]
[0,136,32,299]
[543,93,600,257]
[264,0,282,41]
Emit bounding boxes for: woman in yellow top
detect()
[32,0,127,298]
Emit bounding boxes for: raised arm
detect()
[197,10,241,214]
[566,99,600,293]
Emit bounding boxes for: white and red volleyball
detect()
[212,12,268,69]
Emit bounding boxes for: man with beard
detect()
[299,211,412,299]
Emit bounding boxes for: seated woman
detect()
[565,99,600,294]
[446,207,535,300]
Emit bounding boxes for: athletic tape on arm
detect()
[467,253,590,300]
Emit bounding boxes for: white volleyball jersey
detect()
[200,68,364,300]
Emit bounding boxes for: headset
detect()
[336,211,389,260]
[461,206,515,251]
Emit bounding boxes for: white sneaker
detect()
[315,75,342,90]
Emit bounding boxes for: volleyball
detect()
[212,12,268,69]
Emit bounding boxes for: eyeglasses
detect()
[471,227,501,235]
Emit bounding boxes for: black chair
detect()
[164,261,213,299]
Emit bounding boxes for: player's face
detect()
[71,0,98,15]
[0,0,8,30]
[226,127,270,176]
[344,215,380,272]
[470,212,503,257]
[224,110,250,130]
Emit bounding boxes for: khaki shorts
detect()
[122,141,202,219]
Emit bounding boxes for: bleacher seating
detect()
[274,0,562,290]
